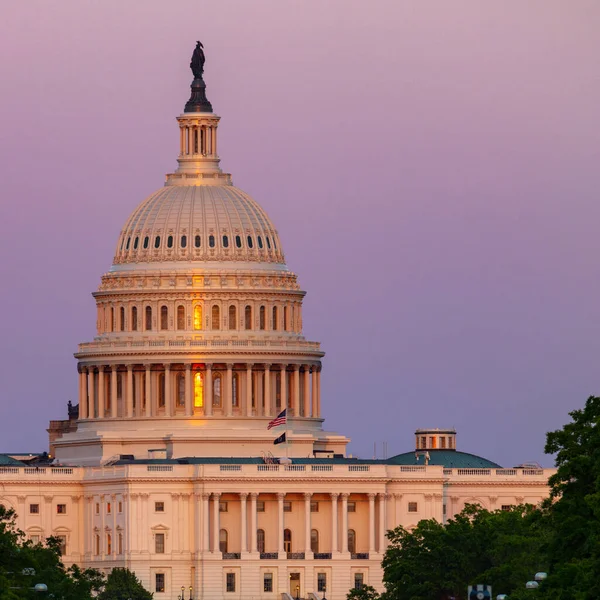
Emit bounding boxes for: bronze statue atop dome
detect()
[185,40,213,113]
[190,41,206,79]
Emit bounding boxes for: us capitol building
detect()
[0,44,553,599]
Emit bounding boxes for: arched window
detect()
[245,306,252,330]
[143,236,149,249]
[219,529,228,553]
[194,372,203,408]
[131,306,138,331]
[194,235,201,248]
[283,529,292,553]
[158,373,165,408]
[154,235,161,249]
[232,373,239,407]
[177,373,185,407]
[213,374,222,407]
[194,305,202,330]
[167,235,173,248]
[272,306,278,331]
[258,236,264,249]
[145,306,152,331]
[133,236,139,249]
[177,305,185,330]
[348,529,356,554]
[212,305,220,330]
[311,529,319,554]
[120,306,125,331]
[228,305,236,330]
[126,236,131,250]
[266,236,271,249]
[283,306,288,331]
[235,235,242,248]
[259,306,265,330]
[222,235,229,248]
[181,235,187,248]
[209,235,215,248]
[257,529,265,553]
[160,306,168,330]
[247,235,254,249]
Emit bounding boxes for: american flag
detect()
[267,409,287,430]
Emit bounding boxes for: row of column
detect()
[179,124,217,157]
[78,363,321,420]
[203,491,386,555]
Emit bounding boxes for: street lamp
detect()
[526,581,539,589]
[296,584,300,600]
[34,584,48,593]
[322,584,326,600]
[534,573,547,583]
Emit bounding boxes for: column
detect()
[304,492,312,555]
[311,367,318,418]
[179,125,185,155]
[256,370,264,416]
[316,367,322,417]
[164,364,172,417]
[205,364,213,416]
[341,493,349,553]
[281,366,288,413]
[202,493,210,553]
[225,364,233,416]
[111,494,117,558]
[246,364,253,416]
[111,366,118,418]
[79,369,88,419]
[250,493,258,553]
[212,124,217,156]
[87,367,95,418]
[97,366,105,418]
[185,364,192,416]
[277,493,285,554]
[126,365,134,418]
[263,364,271,417]
[378,493,387,552]
[144,366,152,417]
[292,365,300,417]
[368,493,376,553]
[212,493,220,553]
[172,493,180,552]
[303,367,310,417]
[240,493,248,552]
[330,493,339,553]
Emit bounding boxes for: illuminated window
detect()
[272,306,278,330]
[209,235,215,248]
[160,306,168,330]
[228,305,237,330]
[232,373,239,407]
[429,436,436,448]
[220,529,228,553]
[213,374,222,407]
[145,306,152,331]
[222,235,229,248]
[194,234,201,248]
[212,305,220,330]
[348,529,356,553]
[194,305,202,330]
[167,235,173,248]
[257,236,263,249]
[131,306,138,331]
[283,529,292,552]
[194,372,203,408]
[181,235,187,248]
[311,529,319,553]
[257,529,265,553]
[247,235,254,249]
[106,502,111,514]
[106,533,112,555]
[177,305,185,330]
[177,373,185,407]
[259,306,265,330]
[245,306,252,330]
[155,573,165,593]
[235,235,242,248]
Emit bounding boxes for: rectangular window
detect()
[118,533,123,554]
[501,504,512,512]
[257,501,265,512]
[155,533,165,554]
[420,436,426,449]
[30,535,40,545]
[310,501,319,513]
[408,502,418,513]
[95,503,100,515]
[354,573,364,590]
[155,573,165,593]
[283,501,292,512]
[440,436,447,449]
[106,502,111,514]
[347,501,356,513]
[155,501,165,512]
[29,504,39,514]
[56,535,67,556]
[317,573,327,592]
[219,501,228,513]
[56,504,67,514]
[226,573,236,592]
[264,573,273,592]
[118,501,123,513]
[443,504,447,515]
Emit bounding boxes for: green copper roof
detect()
[387,449,501,469]
[0,454,27,466]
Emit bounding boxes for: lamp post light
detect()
[296,584,300,600]
[526,581,539,590]
[534,573,547,583]
[496,595,508,600]
[34,584,48,593]
[322,584,327,600]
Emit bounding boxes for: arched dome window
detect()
[213,374,222,407]
[283,529,292,553]
[177,305,185,330]
[160,306,168,330]
[194,235,201,248]
[228,305,237,330]
[272,306,278,331]
[154,235,161,249]
[311,529,319,553]
[257,528,265,553]
[235,235,242,248]
[219,529,228,553]
[259,306,265,330]
[145,306,152,331]
[133,236,139,250]
[266,236,271,249]
[194,372,203,408]
[143,236,149,249]
[194,305,202,330]
[273,238,277,250]
[126,236,131,250]
[167,235,173,248]
[131,306,138,331]
[176,373,185,407]
[209,235,215,248]
[120,307,125,332]
[222,235,229,248]
[212,305,220,330]
[247,235,254,249]
[348,529,356,554]
[258,236,263,249]
[181,235,187,248]
[245,306,252,330]
[232,373,239,407]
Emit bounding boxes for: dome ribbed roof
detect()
[388,450,502,469]
[113,184,284,266]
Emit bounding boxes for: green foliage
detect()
[347,584,380,600]
[382,504,547,600]
[98,567,153,600]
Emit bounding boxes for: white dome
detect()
[113,184,285,266]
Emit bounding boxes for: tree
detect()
[98,567,153,600]
[347,584,380,600]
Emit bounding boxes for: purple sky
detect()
[1,1,599,467]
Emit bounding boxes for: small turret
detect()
[415,428,457,451]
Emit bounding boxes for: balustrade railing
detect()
[351,553,370,559]
[313,553,332,559]
[260,552,278,560]
[222,552,241,559]
[287,552,305,560]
